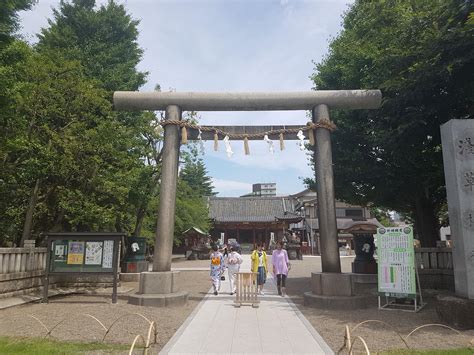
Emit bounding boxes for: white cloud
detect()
[212,178,252,196]
[204,140,313,175]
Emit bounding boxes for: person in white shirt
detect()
[226,245,243,295]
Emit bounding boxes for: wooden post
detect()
[235,272,259,308]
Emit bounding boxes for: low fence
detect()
[0,247,47,274]
[234,272,259,308]
[415,248,453,270]
[0,245,47,298]
[415,248,454,291]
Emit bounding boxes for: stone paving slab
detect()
[160,255,333,355]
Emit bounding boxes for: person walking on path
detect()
[220,244,228,280]
[272,241,290,296]
[210,245,224,295]
[226,245,243,295]
[251,243,268,295]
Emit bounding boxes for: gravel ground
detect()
[283,256,474,353]
[1,255,472,354]
[0,270,211,353]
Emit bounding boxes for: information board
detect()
[376,226,416,298]
[43,233,123,304]
[49,239,117,273]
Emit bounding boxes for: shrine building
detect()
[207,188,382,254]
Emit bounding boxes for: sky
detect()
[19,0,353,197]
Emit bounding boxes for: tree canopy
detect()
[0,0,36,47]
[37,0,146,92]
[308,0,473,245]
[0,0,212,246]
[180,147,216,198]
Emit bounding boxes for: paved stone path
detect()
[160,255,333,355]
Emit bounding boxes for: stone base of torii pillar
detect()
[128,271,188,307]
[304,272,377,309]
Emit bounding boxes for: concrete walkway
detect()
[160,255,333,355]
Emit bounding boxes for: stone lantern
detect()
[344,222,380,274]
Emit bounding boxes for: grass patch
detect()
[0,336,130,354]
[381,349,473,355]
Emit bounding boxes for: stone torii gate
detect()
[114,90,382,306]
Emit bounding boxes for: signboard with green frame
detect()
[49,239,116,273]
[376,226,416,298]
[43,233,124,304]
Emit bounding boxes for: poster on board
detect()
[85,241,103,265]
[54,241,67,262]
[102,240,114,268]
[376,226,416,298]
[67,241,84,265]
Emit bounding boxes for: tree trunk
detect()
[132,205,146,237]
[115,215,122,233]
[133,176,159,237]
[50,209,66,232]
[19,179,41,246]
[413,194,439,247]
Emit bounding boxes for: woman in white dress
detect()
[226,245,243,295]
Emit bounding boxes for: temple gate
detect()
[114,90,382,306]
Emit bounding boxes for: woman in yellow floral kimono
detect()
[210,244,224,295]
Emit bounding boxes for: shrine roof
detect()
[182,226,208,236]
[305,217,383,231]
[208,197,298,223]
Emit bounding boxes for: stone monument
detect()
[439,119,474,329]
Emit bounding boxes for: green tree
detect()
[174,179,211,245]
[32,0,159,238]
[180,147,216,198]
[0,42,123,244]
[37,0,146,93]
[308,0,473,246]
[0,0,36,47]
[1,0,37,179]
[0,0,37,245]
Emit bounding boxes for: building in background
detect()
[208,188,381,255]
[240,183,277,197]
[289,189,382,254]
[207,196,301,253]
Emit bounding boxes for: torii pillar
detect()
[114,90,381,307]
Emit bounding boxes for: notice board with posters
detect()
[376,226,416,298]
[49,238,117,273]
[43,233,124,303]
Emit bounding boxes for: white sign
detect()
[102,240,114,268]
[377,226,416,298]
[55,245,65,256]
[85,242,103,265]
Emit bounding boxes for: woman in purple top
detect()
[272,241,290,296]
